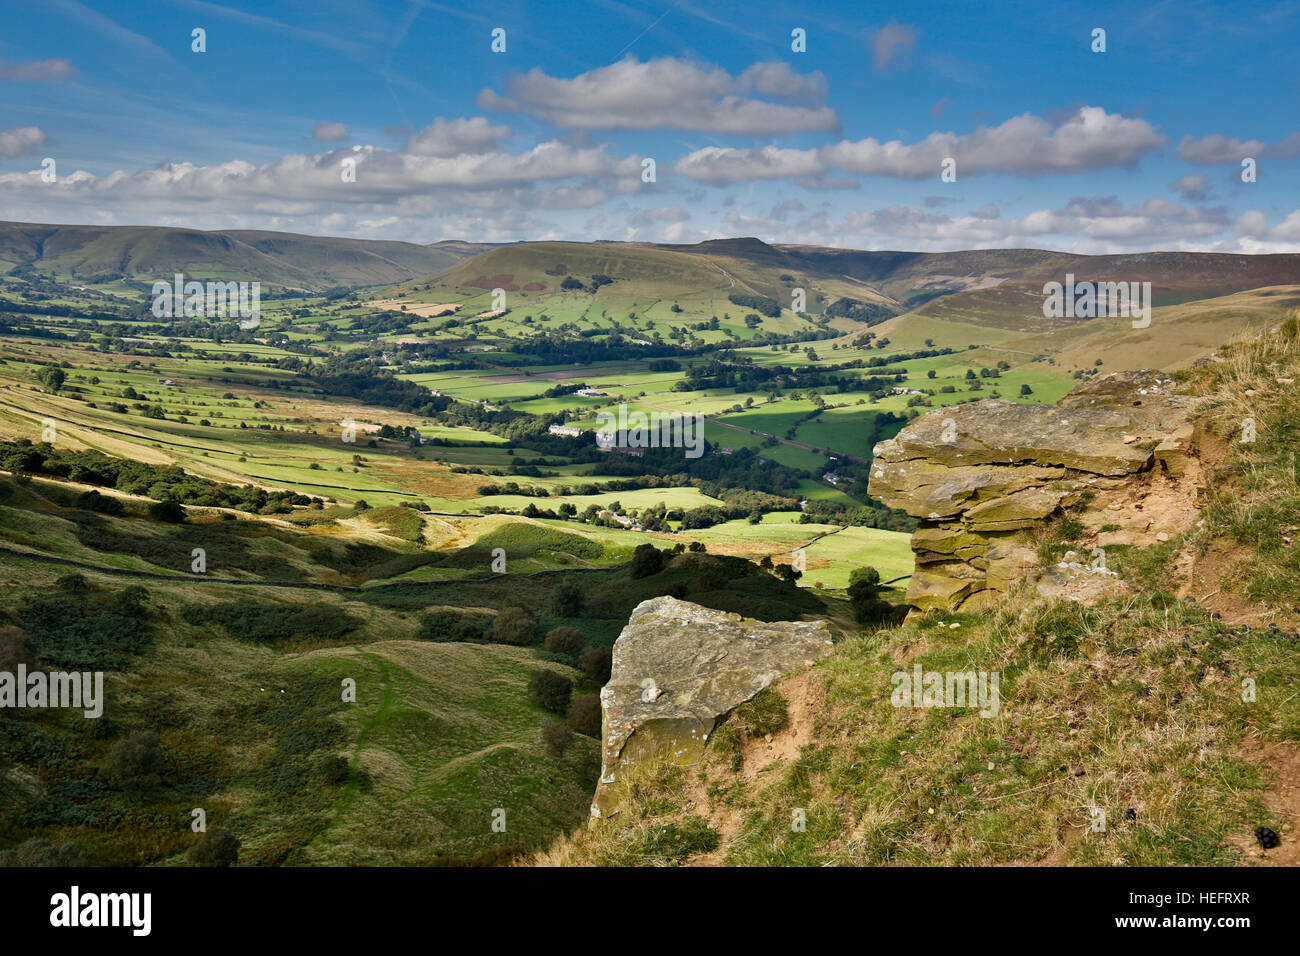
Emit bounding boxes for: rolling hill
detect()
[0,221,506,292]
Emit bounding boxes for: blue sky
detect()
[2,0,1298,252]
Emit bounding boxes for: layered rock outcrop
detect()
[591,596,834,820]
[869,371,1206,611]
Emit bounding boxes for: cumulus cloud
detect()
[0,136,641,234]
[0,126,47,157]
[1171,174,1210,201]
[313,122,348,142]
[0,58,76,81]
[1179,130,1300,164]
[1177,134,1266,164]
[825,107,1164,178]
[477,56,836,134]
[674,107,1163,184]
[404,117,511,156]
[673,145,826,185]
[1265,132,1300,159]
[672,191,1268,255]
[1235,208,1300,244]
[872,21,918,69]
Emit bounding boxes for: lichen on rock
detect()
[591,596,834,821]
[869,370,1207,612]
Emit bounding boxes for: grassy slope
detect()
[0,472,836,865]
[544,320,1300,867]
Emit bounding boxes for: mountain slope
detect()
[0,221,505,291]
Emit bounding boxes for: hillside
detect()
[0,463,828,866]
[0,221,503,292]
[539,318,1300,867]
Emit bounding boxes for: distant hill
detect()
[0,221,507,292]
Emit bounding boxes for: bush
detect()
[580,647,613,684]
[74,489,124,515]
[101,730,166,792]
[491,606,536,645]
[527,669,573,714]
[21,583,152,670]
[848,566,892,625]
[0,625,28,669]
[543,720,573,761]
[567,692,602,736]
[549,578,585,616]
[181,600,359,645]
[147,499,186,523]
[630,543,665,578]
[543,626,584,658]
[451,615,487,642]
[319,754,350,784]
[0,837,91,867]
[187,827,240,867]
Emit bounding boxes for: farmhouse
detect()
[548,424,583,438]
[575,387,608,397]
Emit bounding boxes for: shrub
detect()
[491,606,536,645]
[543,626,584,658]
[74,489,124,515]
[543,720,573,761]
[319,754,350,784]
[527,669,573,714]
[848,566,892,625]
[550,578,585,616]
[580,647,613,684]
[0,625,28,669]
[567,692,602,736]
[101,730,165,792]
[0,838,91,867]
[630,543,665,578]
[187,827,240,867]
[147,499,186,522]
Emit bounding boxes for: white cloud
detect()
[0,126,47,157]
[674,108,1164,184]
[1171,174,1210,201]
[0,58,76,81]
[0,137,640,233]
[872,21,918,70]
[404,117,511,156]
[477,56,837,134]
[673,145,825,185]
[312,122,348,142]
[825,108,1163,178]
[1177,134,1266,164]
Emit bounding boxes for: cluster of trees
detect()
[825,297,898,325]
[727,292,781,317]
[559,274,614,294]
[0,440,322,513]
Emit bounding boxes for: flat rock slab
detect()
[592,596,834,820]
